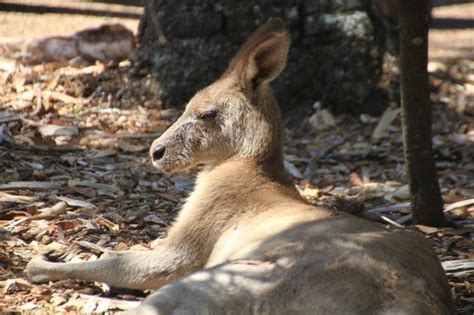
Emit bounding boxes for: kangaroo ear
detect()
[227,18,290,89]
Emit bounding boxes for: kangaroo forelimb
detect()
[27,245,201,290]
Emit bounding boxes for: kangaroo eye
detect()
[199,109,218,120]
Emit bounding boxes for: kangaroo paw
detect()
[26,255,56,284]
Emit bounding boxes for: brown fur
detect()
[27,18,454,315]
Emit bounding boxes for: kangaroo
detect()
[27,19,454,315]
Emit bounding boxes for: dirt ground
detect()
[0,2,473,314]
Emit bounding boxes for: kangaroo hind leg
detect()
[134,259,291,315]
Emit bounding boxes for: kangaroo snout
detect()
[149,134,188,173]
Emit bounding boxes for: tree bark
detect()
[134,0,386,115]
[398,0,444,226]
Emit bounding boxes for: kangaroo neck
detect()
[203,150,293,191]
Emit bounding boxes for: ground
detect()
[0,2,473,314]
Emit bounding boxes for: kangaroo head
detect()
[150,19,290,173]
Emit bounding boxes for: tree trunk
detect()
[134,0,386,114]
[398,0,444,227]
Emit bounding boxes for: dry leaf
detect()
[94,216,119,232]
[71,186,97,198]
[4,278,32,294]
[143,215,166,225]
[32,202,68,219]
[416,225,439,234]
[350,172,364,187]
[158,193,179,203]
[90,149,118,159]
[56,196,96,209]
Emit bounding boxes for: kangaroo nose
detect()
[152,146,166,162]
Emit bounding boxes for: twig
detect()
[0,201,45,215]
[106,132,162,139]
[0,181,62,191]
[381,215,405,228]
[19,117,41,127]
[14,144,82,152]
[374,199,474,226]
[43,90,83,104]
[3,202,67,228]
[0,192,37,203]
[73,181,120,193]
[366,202,411,214]
[4,217,30,231]
[144,0,168,45]
[82,131,162,139]
[372,107,400,140]
[74,240,106,253]
[304,127,361,178]
[56,196,96,209]
[77,294,140,310]
[442,259,474,277]
[396,214,412,225]
[444,198,474,213]
[0,116,20,123]
[29,201,68,220]
[2,141,82,152]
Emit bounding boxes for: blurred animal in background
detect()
[0,24,135,66]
